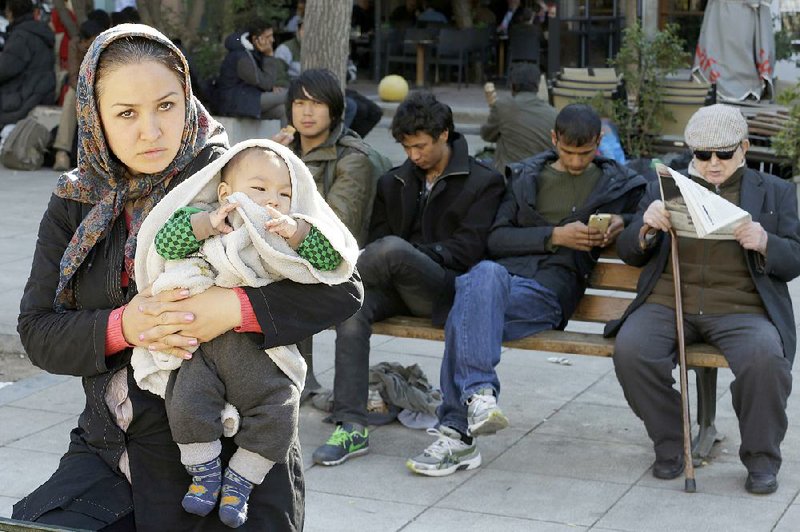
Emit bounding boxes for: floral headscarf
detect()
[53,24,228,309]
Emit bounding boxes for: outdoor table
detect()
[404,38,435,87]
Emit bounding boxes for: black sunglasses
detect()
[693,144,740,162]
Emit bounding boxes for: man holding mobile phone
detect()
[407,104,647,477]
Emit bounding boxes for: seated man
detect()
[313,91,506,466]
[608,104,800,495]
[480,63,557,172]
[274,68,375,245]
[215,18,287,124]
[407,104,647,477]
[0,0,55,128]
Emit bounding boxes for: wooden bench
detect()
[307,249,729,462]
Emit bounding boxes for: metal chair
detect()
[435,27,470,87]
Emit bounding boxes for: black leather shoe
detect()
[745,472,778,495]
[652,456,685,480]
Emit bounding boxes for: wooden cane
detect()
[669,228,696,492]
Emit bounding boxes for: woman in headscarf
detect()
[12,24,361,531]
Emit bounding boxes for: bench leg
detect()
[691,366,723,464]
[297,336,324,402]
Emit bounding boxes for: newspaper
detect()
[655,163,751,240]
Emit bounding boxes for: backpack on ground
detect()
[1,116,51,170]
[324,133,394,245]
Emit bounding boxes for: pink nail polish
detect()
[139,333,145,341]
[184,354,193,360]
[188,338,198,346]
[184,313,194,322]
[180,290,190,296]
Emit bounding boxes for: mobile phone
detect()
[588,213,612,234]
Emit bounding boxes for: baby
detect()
[134,140,357,528]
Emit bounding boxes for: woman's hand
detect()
[165,286,243,343]
[122,287,198,358]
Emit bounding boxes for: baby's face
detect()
[224,150,292,215]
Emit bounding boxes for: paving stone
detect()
[305,453,477,507]
[304,491,423,532]
[596,485,786,531]
[0,373,72,406]
[637,457,800,504]
[0,405,75,446]
[372,336,446,359]
[489,432,652,484]
[533,401,653,447]
[7,418,75,455]
[0,495,17,518]
[0,447,61,499]
[774,504,800,532]
[9,378,84,415]
[404,507,588,532]
[436,468,628,526]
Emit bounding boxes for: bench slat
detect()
[572,295,632,322]
[589,262,640,291]
[371,316,728,368]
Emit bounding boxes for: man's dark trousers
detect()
[333,236,447,426]
[613,302,792,475]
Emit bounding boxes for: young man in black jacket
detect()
[407,104,647,476]
[313,91,506,466]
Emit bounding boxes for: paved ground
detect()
[2,87,800,531]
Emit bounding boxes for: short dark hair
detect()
[390,90,453,142]
[286,68,345,131]
[247,18,273,42]
[87,9,112,31]
[554,104,602,146]
[509,63,540,93]
[110,6,140,26]
[7,0,33,19]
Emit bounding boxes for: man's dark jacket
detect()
[0,12,55,126]
[491,150,647,327]
[604,167,800,364]
[14,145,363,530]
[369,132,505,324]
[215,31,286,118]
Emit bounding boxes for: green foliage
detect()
[773,85,800,172]
[774,28,793,62]
[590,22,690,158]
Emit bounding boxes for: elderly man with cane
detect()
[606,104,800,495]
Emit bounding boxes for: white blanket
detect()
[131,139,359,409]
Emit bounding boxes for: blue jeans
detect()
[438,261,562,434]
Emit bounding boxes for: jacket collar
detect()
[394,131,470,184]
[292,122,346,163]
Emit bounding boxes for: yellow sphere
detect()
[378,75,409,102]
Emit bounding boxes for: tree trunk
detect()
[301,0,353,90]
[136,0,163,31]
[453,0,473,29]
[71,0,92,23]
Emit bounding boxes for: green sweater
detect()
[155,206,342,271]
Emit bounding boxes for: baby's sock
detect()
[182,457,222,517]
[218,467,254,528]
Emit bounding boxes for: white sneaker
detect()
[406,426,482,477]
[467,389,509,436]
